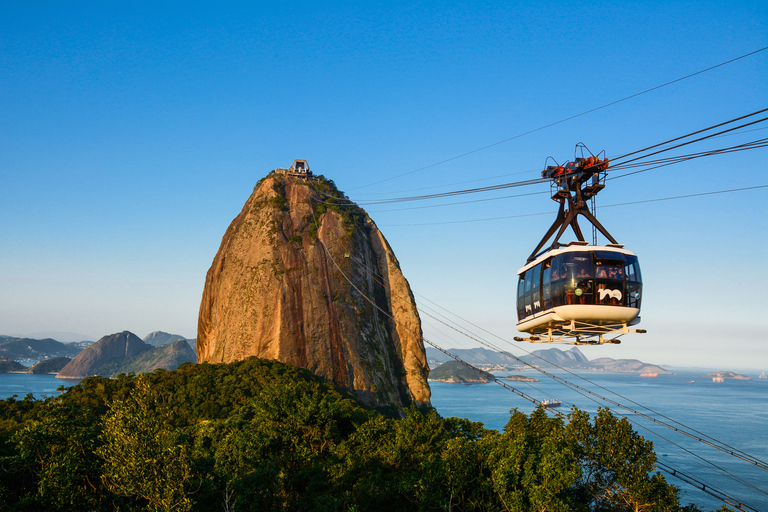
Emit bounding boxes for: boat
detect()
[541,399,562,408]
[640,372,658,377]
[713,376,724,383]
[688,380,694,384]
[760,371,766,379]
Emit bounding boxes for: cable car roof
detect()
[517,242,637,275]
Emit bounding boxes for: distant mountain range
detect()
[0,331,197,377]
[0,336,84,361]
[426,346,671,375]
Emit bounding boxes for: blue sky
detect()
[1,1,766,369]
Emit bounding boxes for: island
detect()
[505,374,539,382]
[429,360,492,383]
[703,371,750,381]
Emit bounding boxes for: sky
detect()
[1,1,766,370]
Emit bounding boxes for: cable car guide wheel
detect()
[516,144,646,345]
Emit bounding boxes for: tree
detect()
[5,401,109,511]
[485,407,580,512]
[566,407,681,512]
[97,375,195,512]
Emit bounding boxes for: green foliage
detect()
[97,376,195,512]
[307,175,367,240]
[0,358,698,512]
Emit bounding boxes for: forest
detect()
[0,357,717,511]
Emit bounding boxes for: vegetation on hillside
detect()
[0,359,27,373]
[28,357,71,374]
[0,357,714,511]
[429,360,492,383]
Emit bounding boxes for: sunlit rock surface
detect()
[197,174,431,413]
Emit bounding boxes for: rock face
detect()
[197,174,431,412]
[58,331,149,378]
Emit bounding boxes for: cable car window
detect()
[624,255,642,308]
[532,264,541,292]
[626,282,642,308]
[517,273,526,320]
[595,259,625,306]
[532,264,542,313]
[624,255,642,283]
[542,262,552,310]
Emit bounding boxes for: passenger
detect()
[596,263,607,278]
[577,268,589,278]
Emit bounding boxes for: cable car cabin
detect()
[516,243,643,344]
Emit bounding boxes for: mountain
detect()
[429,360,492,383]
[0,336,83,360]
[426,346,670,374]
[426,347,518,367]
[197,172,430,413]
[58,331,150,378]
[95,339,196,376]
[519,347,590,367]
[143,331,188,346]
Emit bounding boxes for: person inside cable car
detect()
[596,261,607,278]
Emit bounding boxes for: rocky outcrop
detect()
[197,174,431,412]
[57,331,150,378]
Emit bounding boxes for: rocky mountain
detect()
[0,336,82,360]
[426,346,670,374]
[58,331,149,378]
[428,360,492,383]
[197,172,430,413]
[97,339,196,376]
[57,331,196,378]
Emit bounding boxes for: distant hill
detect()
[0,358,28,373]
[58,331,195,378]
[0,336,82,360]
[143,331,187,346]
[426,346,670,374]
[427,347,519,367]
[29,357,72,374]
[100,339,196,376]
[429,360,492,383]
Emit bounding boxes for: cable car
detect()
[515,145,646,345]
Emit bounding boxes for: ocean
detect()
[1,370,766,511]
[430,368,768,512]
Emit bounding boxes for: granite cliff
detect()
[197,172,430,412]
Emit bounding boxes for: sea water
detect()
[430,369,768,512]
[1,371,765,511]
